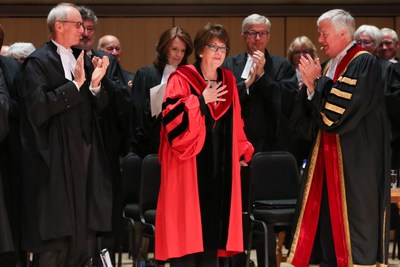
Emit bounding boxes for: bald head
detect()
[98,35,122,61]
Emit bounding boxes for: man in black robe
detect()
[76,5,134,264]
[18,3,112,266]
[286,9,390,266]
[223,13,298,267]
[0,23,24,267]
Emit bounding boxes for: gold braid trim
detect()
[337,76,357,86]
[287,131,322,263]
[353,264,388,267]
[325,102,345,114]
[321,112,334,126]
[336,135,353,267]
[331,88,352,100]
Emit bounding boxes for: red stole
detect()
[175,65,233,120]
[291,45,364,267]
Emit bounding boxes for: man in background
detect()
[77,5,133,265]
[378,27,399,63]
[223,13,298,267]
[98,34,135,91]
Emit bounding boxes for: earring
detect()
[199,54,203,58]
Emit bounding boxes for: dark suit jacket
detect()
[19,41,112,252]
[223,50,298,153]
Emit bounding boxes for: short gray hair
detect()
[241,14,271,33]
[7,42,36,61]
[47,3,77,34]
[354,24,382,50]
[317,9,355,40]
[381,27,398,42]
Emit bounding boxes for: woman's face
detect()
[166,37,187,67]
[201,38,228,69]
[292,45,312,66]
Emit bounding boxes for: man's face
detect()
[377,32,399,61]
[242,23,270,55]
[79,19,95,51]
[59,7,84,48]
[318,19,345,58]
[100,37,121,61]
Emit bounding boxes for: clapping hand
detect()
[74,51,86,89]
[91,56,110,87]
[299,54,321,94]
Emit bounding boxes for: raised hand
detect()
[74,50,86,89]
[91,55,110,87]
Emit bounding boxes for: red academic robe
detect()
[155,65,254,261]
[286,45,391,266]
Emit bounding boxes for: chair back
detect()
[121,152,142,205]
[250,151,300,202]
[138,154,161,220]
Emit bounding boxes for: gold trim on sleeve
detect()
[325,102,345,115]
[331,88,352,100]
[337,76,357,86]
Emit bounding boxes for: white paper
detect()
[241,56,254,79]
[150,83,167,117]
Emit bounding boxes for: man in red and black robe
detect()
[286,9,391,267]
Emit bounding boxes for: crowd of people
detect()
[0,2,399,267]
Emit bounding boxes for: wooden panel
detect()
[355,17,394,29]
[268,18,286,56]
[0,18,48,49]
[96,17,173,73]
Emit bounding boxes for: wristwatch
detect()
[314,76,321,86]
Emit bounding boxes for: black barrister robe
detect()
[19,41,112,252]
[131,64,162,158]
[92,49,133,235]
[0,65,11,255]
[287,45,391,266]
[223,50,298,153]
[0,55,22,264]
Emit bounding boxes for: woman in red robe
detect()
[155,23,254,266]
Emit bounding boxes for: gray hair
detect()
[241,14,271,33]
[7,42,36,61]
[77,5,98,28]
[317,9,355,40]
[381,27,398,42]
[47,3,77,34]
[354,24,383,50]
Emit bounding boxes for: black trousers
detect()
[169,250,218,267]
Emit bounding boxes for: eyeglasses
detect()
[244,31,269,39]
[206,43,229,53]
[356,39,374,46]
[59,20,84,29]
[293,50,312,56]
